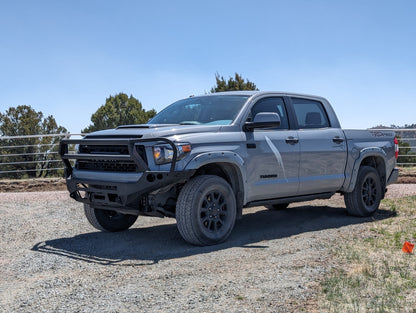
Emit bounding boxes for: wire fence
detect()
[0,133,83,179]
[390,129,416,166]
[0,130,415,179]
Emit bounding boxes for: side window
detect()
[250,97,289,129]
[291,98,330,129]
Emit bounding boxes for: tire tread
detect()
[176,175,236,246]
[84,204,138,232]
[84,204,107,231]
[344,166,381,217]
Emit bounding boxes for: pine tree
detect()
[82,93,156,133]
[210,73,259,93]
[0,105,67,178]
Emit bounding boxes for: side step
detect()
[246,192,335,208]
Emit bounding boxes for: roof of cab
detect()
[196,90,327,101]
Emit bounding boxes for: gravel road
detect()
[1,184,415,313]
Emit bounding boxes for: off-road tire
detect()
[344,166,382,217]
[84,204,138,232]
[176,175,237,246]
[266,203,289,210]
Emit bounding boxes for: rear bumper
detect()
[387,168,399,186]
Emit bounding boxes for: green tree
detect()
[210,73,259,93]
[0,105,67,178]
[82,93,156,133]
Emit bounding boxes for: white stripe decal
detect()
[265,136,287,181]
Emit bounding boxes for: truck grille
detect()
[76,145,147,173]
[79,145,130,155]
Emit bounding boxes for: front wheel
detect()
[176,175,237,246]
[84,204,138,232]
[344,166,382,217]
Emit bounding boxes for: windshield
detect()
[148,95,250,125]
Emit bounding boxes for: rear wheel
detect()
[266,203,289,211]
[176,175,237,246]
[344,166,382,217]
[84,204,138,232]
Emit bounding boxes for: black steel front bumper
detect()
[59,138,194,214]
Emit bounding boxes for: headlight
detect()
[153,143,191,165]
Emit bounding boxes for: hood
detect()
[84,124,223,139]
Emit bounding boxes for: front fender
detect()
[184,151,245,171]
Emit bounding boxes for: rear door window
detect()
[291,98,330,129]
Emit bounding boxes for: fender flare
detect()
[184,151,247,210]
[184,151,245,171]
[343,147,387,193]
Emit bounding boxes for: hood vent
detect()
[116,124,177,129]
[85,134,143,139]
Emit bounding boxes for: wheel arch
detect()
[344,149,387,194]
[186,156,245,218]
[361,156,386,183]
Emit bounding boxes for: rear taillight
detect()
[394,137,399,159]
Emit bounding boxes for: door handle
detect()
[332,136,344,144]
[285,137,299,145]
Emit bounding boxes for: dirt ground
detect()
[1,185,415,312]
[0,168,415,193]
[397,167,416,184]
[0,178,67,192]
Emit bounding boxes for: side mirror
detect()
[244,112,281,131]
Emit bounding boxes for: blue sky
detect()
[0,0,415,133]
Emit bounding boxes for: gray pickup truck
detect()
[60,91,399,245]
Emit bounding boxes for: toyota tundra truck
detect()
[60,91,399,245]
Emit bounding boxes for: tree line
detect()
[0,73,256,178]
[1,72,414,179]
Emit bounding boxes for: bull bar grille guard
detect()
[58,137,194,212]
[59,137,179,177]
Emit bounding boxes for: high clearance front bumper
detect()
[59,138,194,214]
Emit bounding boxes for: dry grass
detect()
[399,166,416,174]
[320,196,416,313]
